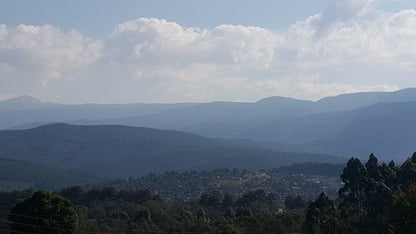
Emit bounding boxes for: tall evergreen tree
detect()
[304,192,340,234]
[338,157,366,223]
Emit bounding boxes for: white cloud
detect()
[0,24,102,88]
[0,0,415,103]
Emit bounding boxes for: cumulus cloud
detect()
[0,24,102,88]
[0,0,415,103]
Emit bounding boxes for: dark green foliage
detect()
[338,157,366,224]
[8,190,77,233]
[5,151,416,232]
[236,206,253,217]
[304,192,340,234]
[0,185,305,233]
[60,187,159,206]
[0,190,32,231]
[27,186,300,233]
[222,193,234,209]
[391,184,416,233]
[304,152,416,234]
[224,207,236,218]
[236,189,278,215]
[236,189,275,205]
[365,153,382,181]
[397,158,416,187]
[379,162,396,188]
[239,213,304,234]
[0,158,88,190]
[284,195,307,210]
[199,190,224,208]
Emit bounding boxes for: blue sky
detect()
[1,0,331,37]
[2,0,415,37]
[1,0,416,103]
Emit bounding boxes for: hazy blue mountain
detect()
[314,101,416,161]
[2,89,416,163]
[3,88,416,132]
[98,97,315,139]
[246,101,416,161]
[87,88,416,162]
[92,88,416,143]
[315,88,416,112]
[0,96,198,129]
[0,123,344,189]
[0,95,60,111]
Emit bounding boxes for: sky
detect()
[0,0,416,104]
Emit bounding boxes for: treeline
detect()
[305,153,416,233]
[3,187,304,233]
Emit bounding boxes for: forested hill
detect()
[0,123,344,189]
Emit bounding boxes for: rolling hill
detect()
[0,123,344,190]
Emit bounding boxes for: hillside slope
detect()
[0,124,344,188]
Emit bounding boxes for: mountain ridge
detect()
[2,88,416,162]
[6,88,415,107]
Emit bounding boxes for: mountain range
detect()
[2,88,416,161]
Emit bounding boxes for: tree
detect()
[8,190,77,234]
[338,158,366,219]
[285,195,306,210]
[199,190,223,208]
[304,192,340,234]
[360,154,392,232]
[362,179,392,233]
[379,162,396,188]
[390,184,416,233]
[365,153,382,181]
[135,207,152,223]
[222,193,234,209]
[224,207,236,219]
[196,208,209,223]
[397,158,416,188]
[236,206,253,217]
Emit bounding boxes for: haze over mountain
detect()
[247,101,416,161]
[2,88,416,161]
[3,88,416,129]
[0,96,198,130]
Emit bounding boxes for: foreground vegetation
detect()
[2,153,416,233]
[1,188,305,233]
[305,153,416,233]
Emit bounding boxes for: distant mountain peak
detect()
[5,95,42,104]
[256,96,311,104]
[0,95,53,111]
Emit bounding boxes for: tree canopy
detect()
[8,190,77,234]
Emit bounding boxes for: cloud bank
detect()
[1,0,415,103]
